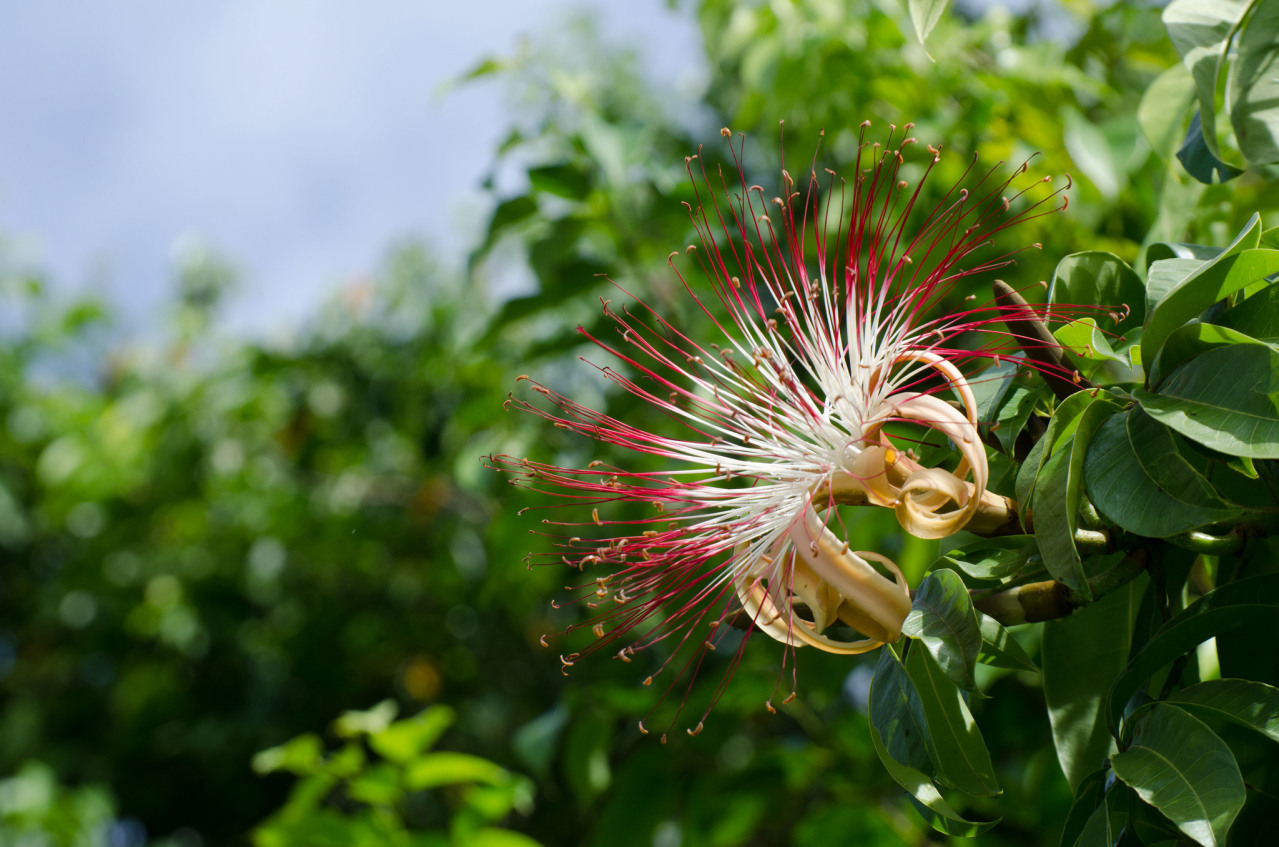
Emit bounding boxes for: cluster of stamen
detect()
[488,121,1079,737]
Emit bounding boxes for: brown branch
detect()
[973,547,1148,626]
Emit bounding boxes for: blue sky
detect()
[0,1,702,334]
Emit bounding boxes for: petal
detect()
[787,502,912,642]
[868,391,989,539]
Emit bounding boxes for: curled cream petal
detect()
[900,466,970,513]
[868,391,989,539]
[730,502,912,654]
[847,445,898,507]
[787,502,911,642]
[733,572,884,654]
[891,350,979,429]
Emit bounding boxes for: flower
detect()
[490,123,1069,735]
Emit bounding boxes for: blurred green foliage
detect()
[4,1,1277,845]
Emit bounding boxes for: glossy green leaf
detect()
[974,357,1046,454]
[1059,768,1107,847]
[977,613,1039,674]
[1178,110,1245,184]
[1085,410,1246,537]
[1050,251,1146,332]
[1146,321,1268,387]
[1134,342,1279,458]
[937,536,1039,582]
[1044,581,1143,791]
[1111,703,1244,847]
[1016,389,1097,523]
[870,648,934,773]
[1229,0,1279,164]
[1143,222,1278,359]
[1145,240,1222,273]
[1162,0,1251,167]
[868,651,1000,836]
[902,569,982,692]
[1107,573,1279,737]
[1217,281,1279,341]
[905,644,1000,796]
[1015,435,1047,526]
[1054,318,1139,373]
[868,715,1000,837]
[1072,785,1127,847]
[1034,395,1123,596]
[1145,257,1208,315]
[1168,678,1279,742]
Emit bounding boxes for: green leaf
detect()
[1107,573,1279,737]
[1085,410,1246,537]
[468,195,539,272]
[1145,257,1209,315]
[405,752,508,791]
[1168,678,1279,742]
[1015,389,1098,524]
[346,762,402,806]
[1229,0,1279,164]
[1139,63,1198,166]
[334,700,399,738]
[1071,784,1128,847]
[1015,435,1048,526]
[1134,342,1279,458]
[1064,109,1121,199]
[1044,580,1143,791]
[868,651,1000,837]
[1111,703,1244,847]
[870,648,934,773]
[470,828,546,847]
[1059,768,1107,847]
[528,163,592,201]
[252,733,325,776]
[1034,395,1123,596]
[1143,218,1279,359]
[369,706,455,764]
[511,706,568,781]
[1162,0,1252,167]
[974,357,1045,454]
[1178,110,1245,184]
[907,0,950,46]
[563,713,613,807]
[902,569,983,692]
[905,644,1000,796]
[936,536,1039,582]
[1053,318,1142,384]
[867,717,1000,837]
[1146,321,1269,387]
[977,613,1039,674]
[1217,281,1279,341]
